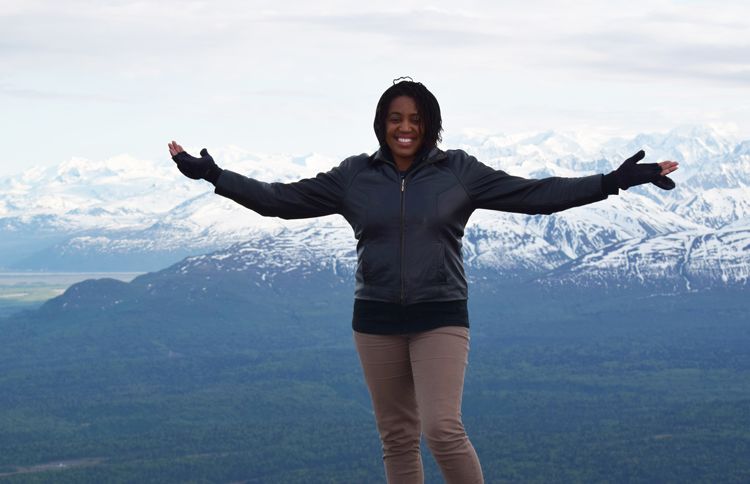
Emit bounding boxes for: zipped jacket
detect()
[213,147,611,304]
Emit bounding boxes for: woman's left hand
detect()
[612,150,678,191]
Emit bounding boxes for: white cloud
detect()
[0,0,748,177]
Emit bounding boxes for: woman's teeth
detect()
[398,138,413,144]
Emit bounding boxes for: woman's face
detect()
[385,95,424,166]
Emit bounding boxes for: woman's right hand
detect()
[168,140,185,157]
[168,140,223,184]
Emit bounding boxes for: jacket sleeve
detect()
[456,153,609,215]
[212,158,353,219]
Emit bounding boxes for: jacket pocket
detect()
[361,245,390,285]
[409,242,447,285]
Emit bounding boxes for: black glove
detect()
[602,150,676,194]
[172,148,223,184]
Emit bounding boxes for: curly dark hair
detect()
[373,78,443,150]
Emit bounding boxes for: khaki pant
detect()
[353,326,484,484]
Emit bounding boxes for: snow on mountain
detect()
[538,224,748,291]
[600,125,738,175]
[0,149,342,269]
[725,215,750,231]
[1,125,748,288]
[670,187,750,230]
[172,217,357,283]
[521,192,704,259]
[463,211,569,273]
[0,153,198,230]
[0,148,340,228]
[450,129,602,165]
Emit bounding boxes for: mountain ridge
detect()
[1,125,748,289]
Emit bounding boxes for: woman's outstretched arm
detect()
[451,149,678,215]
[168,140,354,220]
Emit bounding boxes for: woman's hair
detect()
[373,78,443,150]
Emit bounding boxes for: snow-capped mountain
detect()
[1,125,748,290]
[539,224,750,291]
[0,148,344,269]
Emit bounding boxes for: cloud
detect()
[2,0,750,177]
[574,57,750,85]
[0,83,128,103]
[560,39,750,86]
[548,12,750,86]
[263,9,506,48]
[244,88,318,98]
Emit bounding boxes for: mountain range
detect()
[1,125,748,291]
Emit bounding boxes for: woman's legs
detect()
[354,331,424,483]
[410,326,484,484]
[354,327,483,484]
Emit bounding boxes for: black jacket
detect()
[213,147,612,304]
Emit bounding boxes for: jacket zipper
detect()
[390,151,442,305]
[400,175,406,304]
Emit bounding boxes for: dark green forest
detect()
[0,272,748,483]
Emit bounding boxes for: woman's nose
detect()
[399,120,414,132]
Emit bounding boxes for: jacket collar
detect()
[370,145,447,169]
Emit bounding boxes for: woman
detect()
[168,79,678,484]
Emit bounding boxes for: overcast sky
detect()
[1,0,748,176]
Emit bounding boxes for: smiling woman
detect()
[372,78,442,172]
[383,96,424,170]
[167,77,678,484]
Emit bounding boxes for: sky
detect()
[1,0,749,177]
